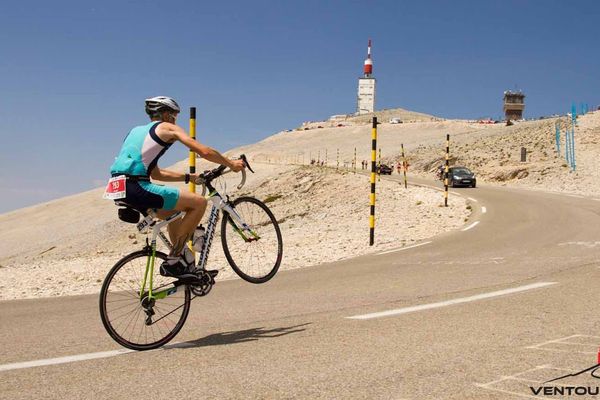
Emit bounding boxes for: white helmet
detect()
[144,96,180,115]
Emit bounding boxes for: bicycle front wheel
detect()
[99,250,191,351]
[221,196,283,283]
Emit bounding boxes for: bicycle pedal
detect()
[175,275,204,286]
[205,270,219,285]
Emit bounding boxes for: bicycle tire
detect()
[99,249,191,351]
[221,196,283,284]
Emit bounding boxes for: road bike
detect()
[99,155,283,350]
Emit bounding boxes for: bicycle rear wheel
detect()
[221,196,283,283]
[99,249,191,351]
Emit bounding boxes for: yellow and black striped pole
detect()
[401,143,407,189]
[378,148,381,182]
[318,150,320,165]
[353,147,357,174]
[188,107,197,253]
[325,149,328,167]
[370,117,379,246]
[444,134,450,207]
[336,149,339,171]
[189,107,197,194]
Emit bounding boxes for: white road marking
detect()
[529,347,597,356]
[543,341,599,347]
[476,365,549,387]
[475,364,569,399]
[378,241,432,255]
[346,282,557,320]
[462,221,480,231]
[481,206,487,214]
[0,337,214,373]
[566,194,585,199]
[558,241,600,248]
[526,334,583,349]
[468,197,478,202]
[0,348,136,372]
[526,334,600,355]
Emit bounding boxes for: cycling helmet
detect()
[144,96,181,116]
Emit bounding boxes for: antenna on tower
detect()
[363,39,373,77]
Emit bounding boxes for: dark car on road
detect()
[445,166,476,187]
[377,164,393,175]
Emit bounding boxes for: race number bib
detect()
[103,176,126,200]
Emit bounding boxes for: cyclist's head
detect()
[145,96,180,123]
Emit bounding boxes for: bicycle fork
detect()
[221,200,261,242]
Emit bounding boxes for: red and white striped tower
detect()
[363,39,373,77]
[357,38,376,115]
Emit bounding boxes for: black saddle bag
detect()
[118,207,140,224]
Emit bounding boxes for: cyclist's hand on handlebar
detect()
[193,173,204,185]
[228,159,245,172]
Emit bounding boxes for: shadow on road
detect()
[164,323,311,350]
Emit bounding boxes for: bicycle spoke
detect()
[222,197,282,283]
[100,251,190,350]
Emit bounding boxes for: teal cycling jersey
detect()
[110,121,172,176]
[109,121,180,210]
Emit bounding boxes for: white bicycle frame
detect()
[115,163,258,301]
[137,188,256,271]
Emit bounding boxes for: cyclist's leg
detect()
[165,191,207,256]
[138,181,207,256]
[155,206,203,252]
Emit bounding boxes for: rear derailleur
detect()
[141,296,155,326]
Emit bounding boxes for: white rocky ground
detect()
[0,162,467,300]
[1,107,598,300]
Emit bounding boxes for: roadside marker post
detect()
[189,107,196,194]
[554,121,561,154]
[189,107,197,254]
[571,107,577,171]
[377,148,381,182]
[353,147,357,174]
[336,149,339,171]
[401,143,408,189]
[370,117,379,246]
[444,134,450,207]
[565,125,571,166]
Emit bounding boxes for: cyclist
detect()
[110,96,245,281]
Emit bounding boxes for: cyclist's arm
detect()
[157,122,236,169]
[149,167,187,182]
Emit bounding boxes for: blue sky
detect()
[1,0,598,213]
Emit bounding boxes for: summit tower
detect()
[357,39,376,115]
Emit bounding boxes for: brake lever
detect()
[240,154,254,173]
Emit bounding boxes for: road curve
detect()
[1,178,600,399]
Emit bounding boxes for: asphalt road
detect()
[2,176,600,399]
